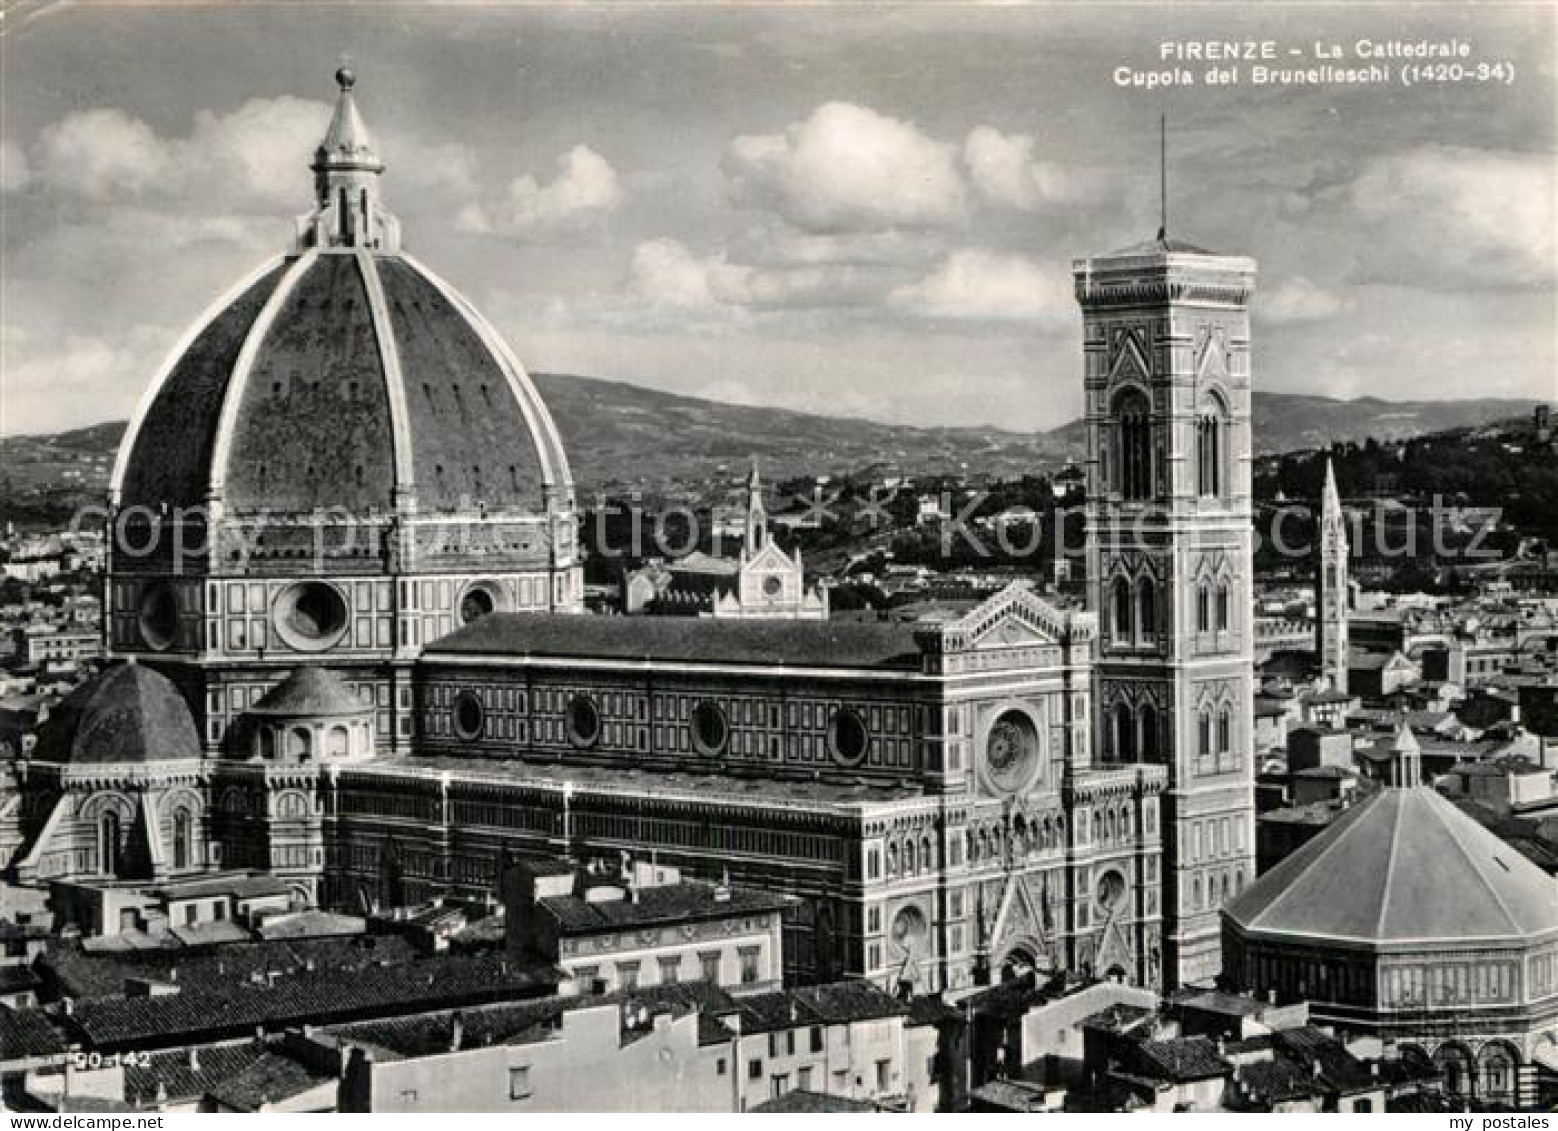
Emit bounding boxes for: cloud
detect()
[629,238,749,309]
[724,102,965,233]
[889,248,1073,322]
[34,109,169,201]
[460,145,623,238]
[1,323,173,434]
[28,98,328,211]
[1,140,32,193]
[1336,145,1554,289]
[1259,276,1349,324]
[963,126,1089,211]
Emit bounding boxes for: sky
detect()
[1,1,1554,435]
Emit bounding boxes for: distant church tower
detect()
[1316,459,1349,693]
[1074,214,1258,987]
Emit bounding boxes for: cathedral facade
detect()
[5,70,1266,994]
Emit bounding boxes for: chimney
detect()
[450,1014,464,1052]
[188,1047,200,1072]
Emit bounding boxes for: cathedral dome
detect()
[110,70,572,520]
[32,663,202,766]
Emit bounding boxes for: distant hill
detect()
[1042,392,1544,456]
[0,375,1543,506]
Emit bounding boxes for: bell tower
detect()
[1073,222,1257,987]
[1316,458,1350,692]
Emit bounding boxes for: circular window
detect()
[984,710,1041,795]
[138,583,179,651]
[690,701,728,756]
[454,692,485,740]
[459,584,497,624]
[1097,869,1126,911]
[272,581,349,652]
[762,575,783,597]
[829,708,869,766]
[890,906,928,956]
[568,695,601,748]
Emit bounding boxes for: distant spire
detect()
[744,458,768,553]
[1156,114,1168,244]
[1322,457,1342,516]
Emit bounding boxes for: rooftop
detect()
[425,612,923,671]
[1228,786,1558,947]
[540,881,793,934]
[249,667,367,718]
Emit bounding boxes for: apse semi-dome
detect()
[102,68,584,753]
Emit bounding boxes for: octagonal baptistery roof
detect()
[111,68,573,538]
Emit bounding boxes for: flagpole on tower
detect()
[1157,113,1168,242]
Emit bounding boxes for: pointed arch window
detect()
[1113,701,1136,762]
[1113,576,1133,643]
[1218,708,1232,754]
[1196,396,1227,498]
[1139,703,1159,761]
[1216,584,1231,632]
[1198,711,1213,757]
[1137,577,1156,640]
[1196,584,1211,633]
[1113,389,1153,501]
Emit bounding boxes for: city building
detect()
[1316,459,1350,693]
[1075,231,1258,984]
[1,70,1276,1005]
[1222,729,1558,1106]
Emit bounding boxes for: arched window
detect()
[904,839,916,874]
[921,836,934,871]
[1191,874,1203,911]
[99,810,121,876]
[1198,711,1212,757]
[1216,584,1231,631]
[1139,703,1158,760]
[288,727,312,761]
[1113,702,1135,761]
[886,842,899,875]
[1196,402,1225,497]
[1137,577,1156,639]
[1218,708,1232,754]
[172,808,192,871]
[1113,389,1152,501]
[327,726,349,758]
[1105,810,1117,843]
[1196,584,1211,633]
[1092,812,1103,843]
[1113,576,1133,642]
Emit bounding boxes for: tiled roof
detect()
[204,1051,332,1111]
[789,980,908,1025]
[753,1089,877,1113]
[1227,786,1558,945]
[0,1006,69,1059]
[59,953,558,1050]
[124,1042,269,1105]
[46,934,419,1000]
[539,882,793,934]
[327,981,735,1060]
[250,667,367,718]
[425,612,924,670]
[31,663,202,765]
[1135,1036,1232,1082]
[0,965,43,994]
